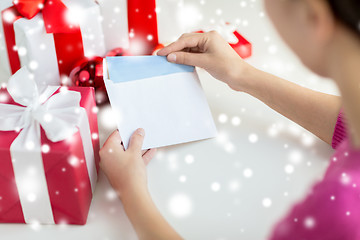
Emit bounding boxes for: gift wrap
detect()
[0,0,106,89]
[95,0,129,52]
[96,0,159,55]
[0,67,100,225]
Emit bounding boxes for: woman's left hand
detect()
[99,129,157,199]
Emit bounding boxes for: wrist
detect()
[117,181,150,203]
[228,62,262,94]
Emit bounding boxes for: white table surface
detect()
[2,0,339,239]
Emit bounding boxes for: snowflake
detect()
[228,180,241,192]
[0,92,9,102]
[340,172,351,185]
[179,175,187,183]
[268,45,278,54]
[216,131,229,144]
[43,113,53,123]
[147,34,153,41]
[262,198,272,208]
[184,154,194,164]
[27,193,37,202]
[304,216,316,229]
[2,10,15,23]
[41,144,50,153]
[68,156,80,167]
[243,168,253,178]
[284,164,295,174]
[92,133,99,140]
[168,154,178,171]
[248,133,258,143]
[177,4,202,29]
[29,61,39,70]
[289,150,302,164]
[92,106,99,114]
[231,116,241,126]
[106,190,117,201]
[30,221,41,231]
[211,182,221,192]
[168,193,192,218]
[224,142,235,153]
[17,47,27,56]
[218,113,228,123]
[25,140,35,150]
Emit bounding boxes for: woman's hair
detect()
[328,0,360,36]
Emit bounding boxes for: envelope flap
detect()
[106,56,194,83]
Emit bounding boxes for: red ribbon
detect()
[127,0,159,55]
[1,7,22,74]
[195,30,252,59]
[2,0,85,76]
[12,0,44,19]
[229,31,252,59]
[13,0,79,34]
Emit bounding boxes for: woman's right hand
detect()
[157,31,254,92]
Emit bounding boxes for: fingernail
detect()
[168,53,176,62]
[137,128,145,137]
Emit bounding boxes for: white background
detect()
[2,0,339,239]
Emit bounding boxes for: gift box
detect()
[0,0,106,90]
[0,67,100,225]
[196,22,252,59]
[96,0,159,55]
[95,0,129,52]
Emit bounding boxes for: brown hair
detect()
[328,0,360,36]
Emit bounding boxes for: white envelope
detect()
[103,56,217,150]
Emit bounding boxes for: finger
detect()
[102,130,124,152]
[142,148,157,165]
[167,51,209,68]
[128,128,145,152]
[157,33,205,56]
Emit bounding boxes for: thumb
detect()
[167,52,208,69]
[128,128,145,152]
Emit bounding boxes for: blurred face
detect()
[264,0,335,77]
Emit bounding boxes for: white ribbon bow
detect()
[0,67,96,224]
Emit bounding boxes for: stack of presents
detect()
[0,0,252,225]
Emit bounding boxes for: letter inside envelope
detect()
[103,56,217,150]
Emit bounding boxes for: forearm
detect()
[239,66,341,145]
[121,186,182,240]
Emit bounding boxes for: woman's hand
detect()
[100,130,182,240]
[157,31,254,92]
[99,129,157,199]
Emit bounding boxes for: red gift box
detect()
[0,0,105,87]
[0,68,100,225]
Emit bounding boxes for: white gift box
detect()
[0,0,106,89]
[0,0,13,84]
[96,0,129,52]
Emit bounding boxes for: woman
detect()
[100,0,360,239]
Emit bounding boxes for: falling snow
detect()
[262,198,272,208]
[0,0,343,239]
[168,193,192,218]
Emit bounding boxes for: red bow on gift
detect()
[195,29,252,59]
[13,0,78,33]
